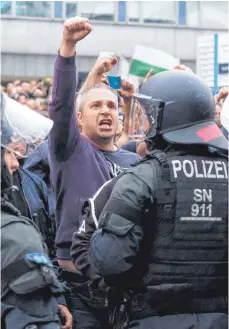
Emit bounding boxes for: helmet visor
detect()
[128,93,165,142]
[1,92,53,145]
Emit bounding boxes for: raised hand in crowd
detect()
[214,87,229,105]
[118,79,135,100]
[115,79,135,147]
[91,53,118,76]
[173,64,193,72]
[101,73,110,85]
[116,79,148,156]
[214,87,229,128]
[80,54,118,89]
[60,16,92,57]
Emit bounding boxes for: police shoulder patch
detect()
[25,253,53,267]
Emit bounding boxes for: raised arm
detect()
[80,54,118,91]
[115,80,135,147]
[48,17,92,162]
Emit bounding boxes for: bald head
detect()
[76,84,118,112]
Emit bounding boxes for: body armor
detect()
[129,150,228,318]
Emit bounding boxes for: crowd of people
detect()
[1,77,53,117]
[1,16,228,329]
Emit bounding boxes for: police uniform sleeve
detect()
[89,168,153,279]
[71,200,97,275]
[1,217,63,328]
[71,175,125,277]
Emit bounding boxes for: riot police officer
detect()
[1,120,70,328]
[88,70,228,329]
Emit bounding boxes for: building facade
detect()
[1,1,228,83]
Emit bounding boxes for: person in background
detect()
[24,139,56,228]
[21,81,32,96]
[6,83,15,97]
[1,116,72,329]
[37,99,49,116]
[220,94,229,139]
[13,80,21,87]
[13,93,27,105]
[5,78,50,110]
[33,80,48,98]
[0,86,55,260]
[8,141,27,162]
[1,149,64,329]
[27,98,39,110]
[5,139,57,261]
[215,88,229,135]
[44,77,54,101]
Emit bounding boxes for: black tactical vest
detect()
[131,150,228,317]
[1,208,45,296]
[1,210,39,231]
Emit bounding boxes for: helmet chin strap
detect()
[145,135,169,152]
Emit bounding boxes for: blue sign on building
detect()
[218,63,228,75]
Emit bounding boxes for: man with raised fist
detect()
[49,16,139,329]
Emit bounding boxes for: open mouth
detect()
[98,119,112,129]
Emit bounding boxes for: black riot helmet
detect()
[132,70,228,151]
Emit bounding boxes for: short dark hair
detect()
[76,83,118,112]
[14,93,27,101]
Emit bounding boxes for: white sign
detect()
[218,34,229,88]
[196,35,215,88]
[197,34,228,93]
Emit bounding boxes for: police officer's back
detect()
[89,70,228,329]
[1,125,63,328]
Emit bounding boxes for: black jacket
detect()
[89,148,228,328]
[71,173,126,280]
[1,199,62,329]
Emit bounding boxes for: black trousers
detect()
[65,282,110,329]
[128,313,228,329]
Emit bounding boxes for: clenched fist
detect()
[60,16,92,57]
[214,88,229,105]
[118,79,135,100]
[91,54,118,76]
[63,16,92,43]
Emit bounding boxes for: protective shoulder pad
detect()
[1,211,40,233]
[7,252,64,295]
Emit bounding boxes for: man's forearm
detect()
[49,17,92,160]
[80,70,103,91]
[48,52,78,161]
[123,98,131,133]
[80,53,118,91]
[60,40,76,58]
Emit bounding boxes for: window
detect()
[186,1,199,26]
[77,1,115,21]
[1,1,12,15]
[127,1,140,22]
[65,2,77,18]
[141,1,176,24]
[118,1,126,22]
[200,1,228,28]
[16,1,51,18]
[55,1,63,18]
